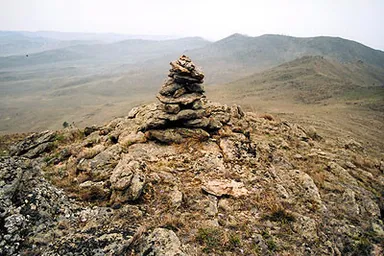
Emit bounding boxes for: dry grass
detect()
[78,186,109,202]
[351,153,377,170]
[158,213,186,232]
[195,226,243,253]
[0,132,31,156]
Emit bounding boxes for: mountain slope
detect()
[210,55,384,105]
[207,56,384,156]
[187,34,384,84]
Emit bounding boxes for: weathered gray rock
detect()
[206,195,218,217]
[9,130,56,158]
[79,180,110,201]
[84,125,99,136]
[164,104,181,114]
[157,92,204,105]
[159,81,184,96]
[77,144,122,181]
[129,172,146,201]
[146,128,210,144]
[110,158,146,203]
[172,74,203,84]
[183,117,210,128]
[173,87,187,98]
[202,180,249,198]
[168,109,207,121]
[139,228,186,256]
[191,99,203,109]
[276,169,324,212]
[219,135,257,161]
[0,156,75,255]
[170,189,183,208]
[119,131,147,147]
[185,83,204,93]
[128,106,141,118]
[169,55,204,80]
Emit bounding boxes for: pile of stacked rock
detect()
[129,55,249,143]
[137,55,230,131]
[157,55,205,114]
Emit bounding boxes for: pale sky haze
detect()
[0,0,383,50]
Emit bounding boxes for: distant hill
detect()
[20,31,180,42]
[0,30,188,58]
[0,37,210,68]
[187,34,384,84]
[0,31,99,57]
[1,33,383,85]
[210,55,384,107]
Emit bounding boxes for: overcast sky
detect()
[1,0,383,50]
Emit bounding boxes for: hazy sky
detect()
[1,0,383,50]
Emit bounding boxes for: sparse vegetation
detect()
[196,227,243,253]
[262,231,278,252]
[196,227,224,253]
[54,134,65,142]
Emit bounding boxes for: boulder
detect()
[9,130,56,158]
[138,228,186,256]
[77,144,122,181]
[0,156,74,255]
[110,158,146,203]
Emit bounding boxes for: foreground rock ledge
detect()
[2,55,384,256]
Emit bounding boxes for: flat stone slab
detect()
[146,128,210,144]
[202,180,249,198]
[157,93,204,105]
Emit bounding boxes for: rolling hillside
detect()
[211,56,384,105]
[187,34,384,83]
[208,56,384,154]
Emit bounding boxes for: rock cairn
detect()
[129,55,249,143]
[157,55,205,114]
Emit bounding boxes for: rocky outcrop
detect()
[110,158,146,204]
[1,55,383,256]
[9,130,56,158]
[0,156,75,255]
[138,228,186,256]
